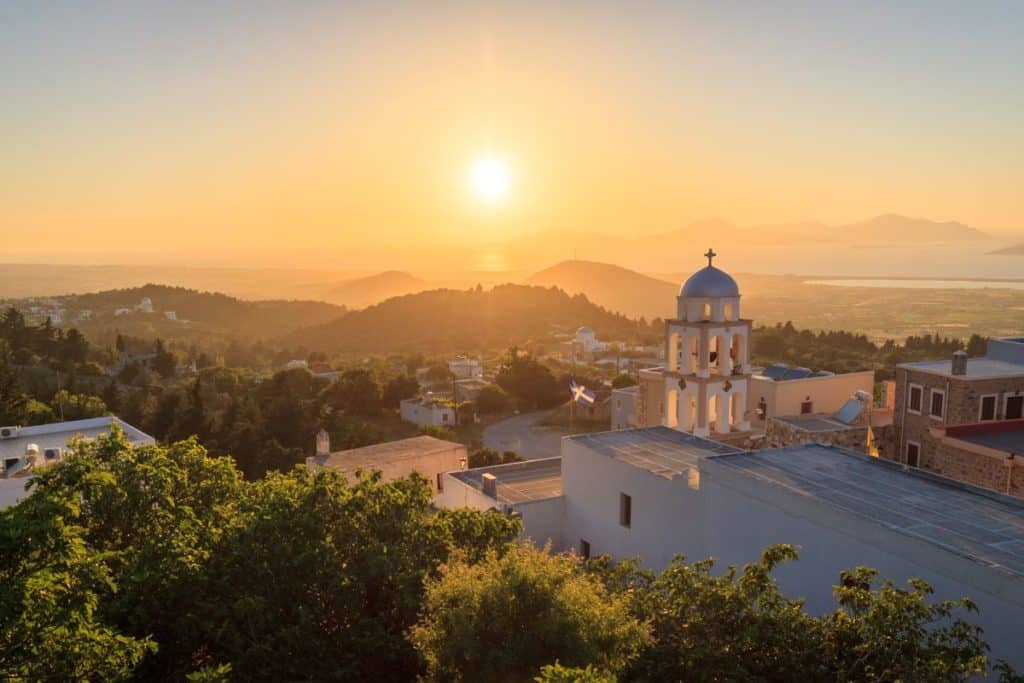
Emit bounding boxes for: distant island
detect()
[990,243,1024,255]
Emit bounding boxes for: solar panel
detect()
[834,399,864,425]
[781,366,812,380]
[761,363,789,380]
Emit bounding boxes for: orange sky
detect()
[3,3,1022,266]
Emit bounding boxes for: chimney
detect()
[481,472,497,498]
[315,429,330,457]
[951,350,968,376]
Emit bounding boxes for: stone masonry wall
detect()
[923,437,1024,498]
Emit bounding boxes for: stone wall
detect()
[923,435,1024,498]
[763,417,869,452]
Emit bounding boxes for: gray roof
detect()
[451,457,562,504]
[679,265,740,299]
[568,426,744,479]
[713,444,1024,579]
[0,416,154,462]
[773,414,861,433]
[308,435,464,472]
[899,357,1024,379]
[954,427,1024,456]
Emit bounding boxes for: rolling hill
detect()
[325,270,428,308]
[527,260,678,320]
[290,283,645,354]
[51,284,345,340]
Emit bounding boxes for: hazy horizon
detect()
[4,2,1024,269]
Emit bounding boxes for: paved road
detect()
[483,410,566,460]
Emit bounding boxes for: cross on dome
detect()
[705,248,717,266]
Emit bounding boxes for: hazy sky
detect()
[3,1,1022,266]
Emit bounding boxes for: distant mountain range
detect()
[990,243,1024,255]
[324,270,426,308]
[290,284,643,354]
[528,260,677,320]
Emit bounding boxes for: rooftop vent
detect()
[481,472,498,498]
[952,350,968,376]
[315,429,330,457]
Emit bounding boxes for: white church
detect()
[612,250,876,439]
[662,248,751,436]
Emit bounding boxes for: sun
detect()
[469,156,511,202]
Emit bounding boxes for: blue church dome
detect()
[679,250,739,298]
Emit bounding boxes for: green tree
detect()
[322,368,383,417]
[0,490,155,679]
[611,373,638,389]
[468,445,522,468]
[411,543,650,682]
[50,390,108,421]
[822,566,988,681]
[495,347,563,409]
[0,342,29,424]
[475,384,510,413]
[382,374,420,408]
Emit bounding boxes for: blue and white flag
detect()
[570,379,596,405]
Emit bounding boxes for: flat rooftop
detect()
[309,435,465,471]
[899,357,1024,379]
[947,421,1024,455]
[0,416,153,461]
[451,457,562,504]
[713,444,1024,579]
[774,415,858,433]
[568,426,744,480]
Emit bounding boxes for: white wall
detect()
[559,438,1024,670]
[611,389,637,430]
[400,399,455,427]
[750,371,874,422]
[435,473,563,547]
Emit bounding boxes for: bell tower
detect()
[663,249,751,437]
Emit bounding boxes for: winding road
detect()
[482,410,566,460]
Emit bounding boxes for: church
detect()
[614,250,877,444]
[621,249,753,438]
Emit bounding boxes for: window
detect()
[1007,395,1023,420]
[800,399,813,414]
[436,473,444,493]
[906,441,920,468]
[757,398,767,421]
[907,384,923,414]
[929,389,945,419]
[579,539,591,560]
[979,395,997,421]
[441,413,448,423]
[619,492,632,528]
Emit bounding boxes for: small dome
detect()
[679,265,739,299]
[576,326,594,335]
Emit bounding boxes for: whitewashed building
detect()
[307,433,467,501]
[437,426,1024,669]
[0,417,155,508]
[400,396,456,427]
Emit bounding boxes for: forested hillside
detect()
[292,284,647,354]
[19,284,345,346]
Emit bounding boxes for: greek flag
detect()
[570,379,596,406]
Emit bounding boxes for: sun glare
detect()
[469,156,511,202]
